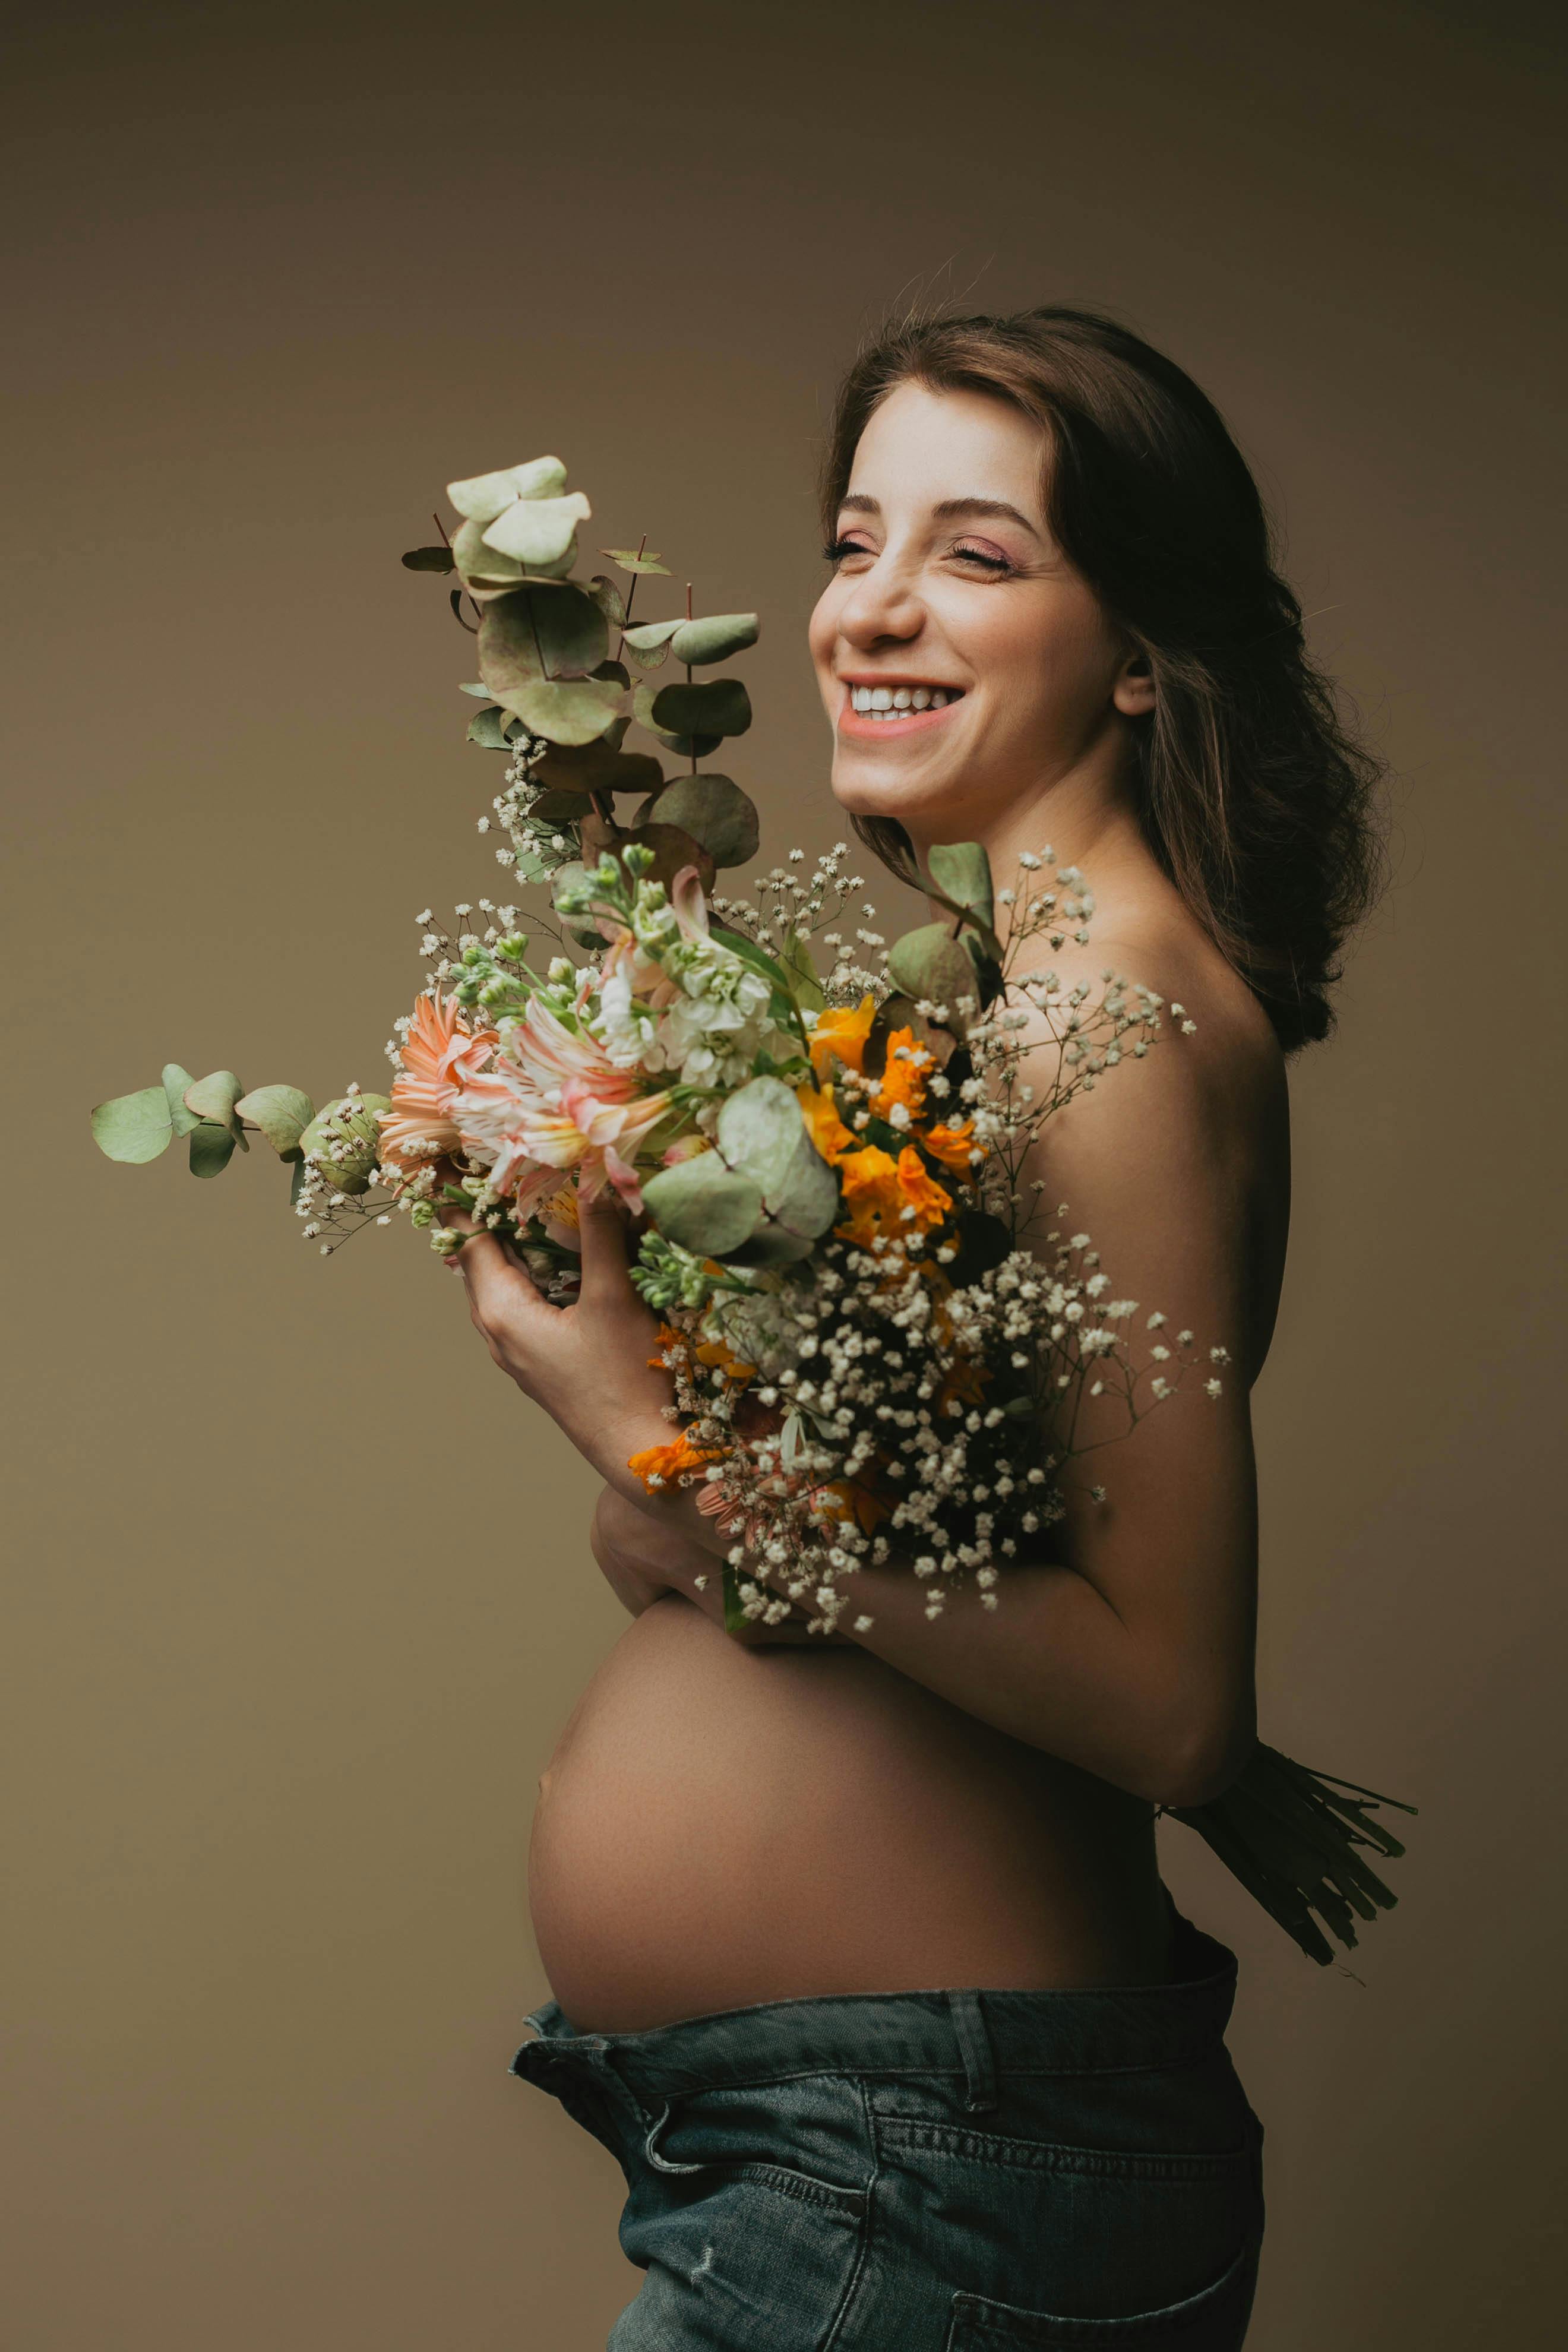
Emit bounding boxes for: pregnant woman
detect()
[440,308,1384,2349]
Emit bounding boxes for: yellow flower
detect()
[870,1028,928,1125]
[628,1431,729,1489]
[894,1146,952,1229]
[808,995,876,1080]
[798,1080,856,1165]
[921,1120,981,1172]
[835,1145,952,1247]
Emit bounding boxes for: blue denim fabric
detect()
[513,1904,1265,2349]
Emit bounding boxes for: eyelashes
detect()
[823,536,1014,576]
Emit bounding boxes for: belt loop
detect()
[946,1989,998,2112]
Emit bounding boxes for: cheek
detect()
[807,584,839,671]
[984,591,1115,722]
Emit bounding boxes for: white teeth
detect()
[846,683,962,718]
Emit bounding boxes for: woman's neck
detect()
[903,744,1150,911]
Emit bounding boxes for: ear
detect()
[1111,649,1156,719]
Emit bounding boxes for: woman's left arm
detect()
[442,1029,1263,1807]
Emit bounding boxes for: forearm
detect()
[627,1479,1250,1806]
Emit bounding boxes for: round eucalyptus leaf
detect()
[183,1070,245,1134]
[466,704,512,750]
[234,1084,315,1155]
[586,575,627,631]
[622,619,685,654]
[530,742,665,798]
[926,841,995,931]
[532,583,609,678]
[478,592,542,698]
[642,1153,763,1257]
[964,934,1005,1009]
[447,457,567,522]
[161,1063,201,1136]
[188,1121,239,1178]
[647,774,759,869]
[669,612,759,666]
[579,813,715,895]
[451,516,525,589]
[716,1076,807,1199]
[299,1094,390,1195]
[527,789,592,826]
[865,995,957,1067]
[480,491,592,568]
[728,1216,821,1267]
[500,676,622,747]
[401,545,456,573]
[648,678,753,739]
[91,1086,173,1164]
[886,922,980,1013]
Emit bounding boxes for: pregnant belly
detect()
[529,1593,1171,2033]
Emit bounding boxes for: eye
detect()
[824,534,875,565]
[950,540,1013,574]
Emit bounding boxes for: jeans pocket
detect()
[946,2240,1259,2348]
[615,2116,870,2352]
[641,2084,872,2212]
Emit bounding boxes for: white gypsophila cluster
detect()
[711,843,889,1005]
[638,846,1226,1635]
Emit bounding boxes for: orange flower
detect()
[808,995,876,1080]
[870,1028,928,1125]
[819,1480,892,1535]
[834,1145,952,1247]
[834,1145,902,1245]
[798,1080,856,1165]
[627,1431,729,1490]
[695,1335,756,1384]
[895,1146,952,1228]
[921,1120,982,1172]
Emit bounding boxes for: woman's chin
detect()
[831,758,979,834]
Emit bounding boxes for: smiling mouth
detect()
[847,683,963,717]
[838,681,966,738]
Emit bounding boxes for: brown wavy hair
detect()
[821,306,1386,1051]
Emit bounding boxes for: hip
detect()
[513,1902,1266,2350]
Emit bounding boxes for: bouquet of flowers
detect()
[92,453,1413,1964]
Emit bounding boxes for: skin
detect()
[442,382,1288,2029]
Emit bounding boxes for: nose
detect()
[835,553,925,652]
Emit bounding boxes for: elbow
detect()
[1130,1686,1257,1813]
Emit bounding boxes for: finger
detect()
[451,1228,548,1333]
[575,1188,634,1307]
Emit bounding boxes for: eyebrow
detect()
[837,492,1042,537]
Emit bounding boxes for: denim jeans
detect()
[513,1904,1265,2348]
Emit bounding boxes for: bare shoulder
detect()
[1010,886,1290,1379]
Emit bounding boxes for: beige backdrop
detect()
[5,2,1564,2344]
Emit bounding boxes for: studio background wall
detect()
[4,2,1563,2344]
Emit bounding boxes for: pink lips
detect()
[837,689,964,741]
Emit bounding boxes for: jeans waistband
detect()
[514,1909,1238,2105]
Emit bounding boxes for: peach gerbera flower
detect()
[380,994,498,1168]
